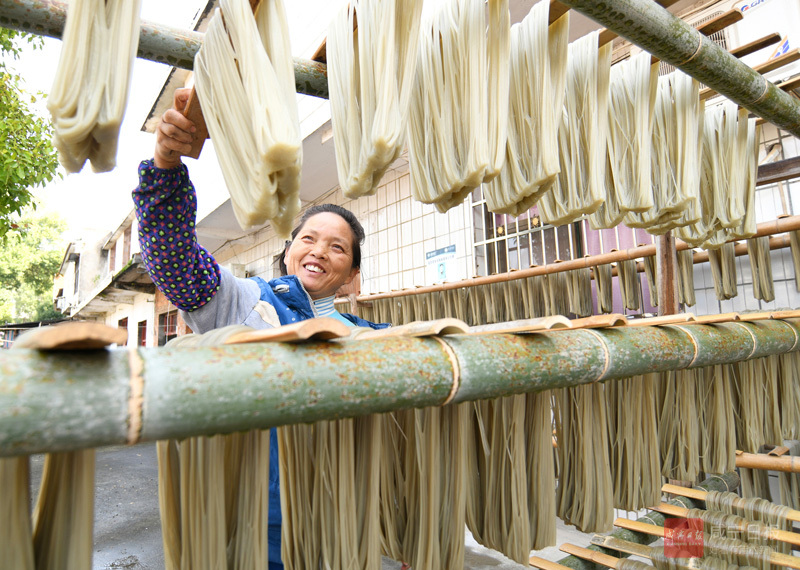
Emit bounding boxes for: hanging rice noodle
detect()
[591,52,658,230]
[616,259,641,312]
[707,242,738,301]
[466,397,530,564]
[732,357,783,500]
[383,405,468,570]
[727,114,759,242]
[526,391,556,549]
[408,0,510,213]
[567,267,593,317]
[48,0,142,173]
[678,102,751,249]
[676,249,696,307]
[630,71,702,234]
[697,365,736,475]
[746,237,774,303]
[194,0,302,235]
[642,255,658,307]
[159,326,270,570]
[554,383,614,532]
[483,1,569,215]
[594,264,614,314]
[327,0,423,198]
[546,271,571,316]
[538,33,611,226]
[606,375,661,511]
[0,457,34,569]
[658,369,700,482]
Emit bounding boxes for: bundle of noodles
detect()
[327,0,423,198]
[658,369,700,482]
[590,52,658,230]
[746,237,774,303]
[790,230,800,291]
[159,326,270,570]
[642,255,659,307]
[465,397,530,564]
[678,102,751,249]
[724,113,759,242]
[651,543,770,570]
[616,560,652,570]
[281,416,381,569]
[48,0,142,173]
[525,274,549,318]
[676,249,696,307]
[633,71,703,234]
[502,280,523,321]
[777,353,800,509]
[685,507,784,551]
[383,405,468,569]
[731,356,783,500]
[594,264,614,314]
[606,375,661,511]
[778,352,800,442]
[546,271,571,316]
[554,383,614,532]
[706,491,793,556]
[194,0,302,235]
[616,259,641,311]
[0,457,34,568]
[525,391,557,549]
[697,365,736,475]
[707,242,738,301]
[568,267,593,317]
[538,32,611,226]
[483,1,569,215]
[408,0,510,213]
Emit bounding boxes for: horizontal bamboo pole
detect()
[663,484,800,523]
[614,519,800,569]
[557,0,800,138]
[555,472,740,570]
[0,0,330,99]
[559,544,619,569]
[352,215,800,303]
[4,319,795,457]
[735,449,800,473]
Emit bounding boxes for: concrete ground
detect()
[30,443,599,570]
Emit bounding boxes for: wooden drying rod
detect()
[662,484,800,524]
[651,503,800,547]
[613,519,800,568]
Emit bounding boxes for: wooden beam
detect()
[757,156,800,186]
[695,8,743,36]
[730,32,781,59]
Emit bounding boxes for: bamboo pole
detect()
[351,215,800,303]
[555,472,741,570]
[662,483,800,523]
[651,503,800,547]
[2,320,800,457]
[0,0,330,99]
[556,0,800,138]
[613,519,800,570]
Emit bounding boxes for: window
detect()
[470,187,582,277]
[108,242,117,274]
[137,320,147,347]
[158,310,178,346]
[118,317,128,330]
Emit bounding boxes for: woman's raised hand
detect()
[154,87,197,170]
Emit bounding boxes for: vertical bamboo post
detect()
[656,232,680,316]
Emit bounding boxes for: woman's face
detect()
[285,212,359,300]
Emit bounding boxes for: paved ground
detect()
[30,443,596,570]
